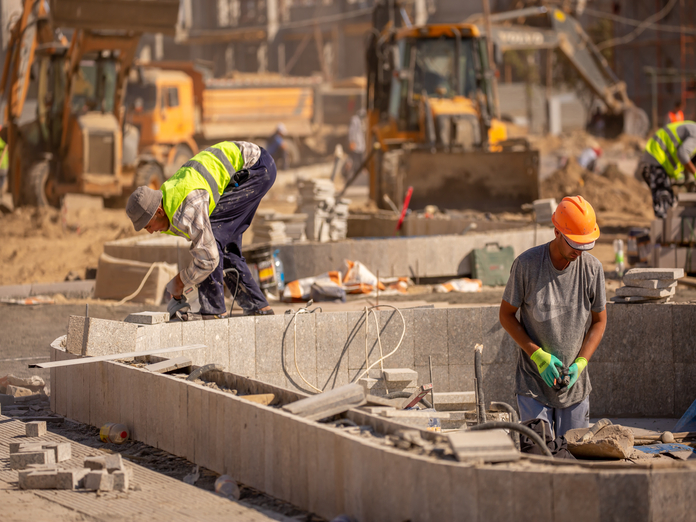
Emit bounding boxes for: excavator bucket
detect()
[49,0,180,35]
[379,148,539,213]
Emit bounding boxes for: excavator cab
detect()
[366,5,539,212]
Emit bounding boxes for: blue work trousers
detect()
[517,394,590,439]
[198,148,276,315]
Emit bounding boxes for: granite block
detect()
[480,305,514,364]
[366,309,414,370]
[42,442,71,462]
[450,464,478,520]
[477,467,513,520]
[310,427,340,516]
[159,321,183,357]
[623,267,683,281]
[413,308,448,366]
[222,394,241,479]
[481,363,516,408]
[415,365,450,393]
[598,471,650,522]
[255,315,285,374]
[640,361,675,417]
[283,312,317,394]
[67,316,139,356]
[512,469,553,520]
[19,469,59,489]
[197,384,211,469]
[204,318,229,370]
[112,470,130,492]
[552,472,599,521]
[674,363,696,416]
[182,320,206,367]
[315,312,349,371]
[229,316,256,377]
[88,362,108,429]
[649,469,696,520]
[125,311,169,324]
[135,323,161,353]
[316,367,350,391]
[57,468,89,490]
[84,470,114,491]
[447,307,482,366]
[156,375,175,455]
[415,457,453,522]
[129,367,148,443]
[448,364,475,393]
[346,310,368,370]
[672,303,696,363]
[10,450,55,469]
[26,421,46,437]
[186,384,202,462]
[256,373,288,389]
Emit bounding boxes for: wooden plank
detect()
[145,357,193,374]
[239,393,275,406]
[32,345,206,369]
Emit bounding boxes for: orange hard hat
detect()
[552,196,600,248]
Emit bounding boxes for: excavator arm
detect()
[468,6,649,136]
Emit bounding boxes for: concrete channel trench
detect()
[49,302,696,521]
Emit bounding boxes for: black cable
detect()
[468,421,553,458]
[490,402,520,450]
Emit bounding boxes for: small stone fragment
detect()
[56,469,90,490]
[7,385,33,397]
[112,470,130,492]
[104,453,124,472]
[84,470,114,491]
[25,421,47,437]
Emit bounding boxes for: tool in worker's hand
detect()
[553,367,571,391]
[580,418,612,443]
[167,284,198,321]
[401,383,433,409]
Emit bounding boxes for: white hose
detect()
[112,262,168,306]
[287,303,406,394]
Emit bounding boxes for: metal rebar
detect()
[474,344,485,425]
[428,355,435,408]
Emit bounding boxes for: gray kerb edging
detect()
[49,337,696,522]
[65,302,696,418]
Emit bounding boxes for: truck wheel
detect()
[135,162,165,190]
[22,159,50,207]
[173,144,193,170]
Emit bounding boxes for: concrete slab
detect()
[146,356,192,373]
[623,268,684,281]
[229,316,256,377]
[125,311,169,324]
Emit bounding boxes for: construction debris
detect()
[565,424,635,459]
[145,357,193,374]
[282,383,366,421]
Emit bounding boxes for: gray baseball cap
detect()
[126,186,162,231]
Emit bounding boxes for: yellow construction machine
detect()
[0,0,179,206]
[366,1,539,212]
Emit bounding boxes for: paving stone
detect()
[381,368,418,383]
[477,467,513,520]
[413,308,448,366]
[42,442,72,462]
[623,268,684,281]
[182,320,206,367]
[315,312,348,371]
[229,316,256,377]
[283,312,317,394]
[282,383,366,421]
[19,469,59,489]
[552,471,599,521]
[67,316,139,356]
[9,442,43,454]
[512,469,553,520]
[56,468,90,490]
[346,311,369,371]
[83,456,107,470]
[125,311,169,324]
[255,314,285,374]
[623,278,677,289]
[615,286,675,298]
[368,309,414,370]
[26,421,47,437]
[112,470,130,492]
[448,364,475,393]
[145,356,192,373]
[649,469,696,520]
[316,367,350,391]
[672,304,696,364]
[447,307,482,365]
[450,464,478,519]
[480,305,516,365]
[432,391,476,411]
[597,471,650,521]
[135,323,162,353]
[10,450,56,470]
[84,470,114,491]
[481,363,516,409]
[674,363,696,416]
[159,321,183,357]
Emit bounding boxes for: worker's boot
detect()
[242,308,275,316]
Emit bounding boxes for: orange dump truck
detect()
[127,62,364,180]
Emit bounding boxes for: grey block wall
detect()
[49,337,696,522]
[64,302,696,418]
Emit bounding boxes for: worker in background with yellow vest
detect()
[125,141,276,319]
[635,120,696,218]
[0,126,9,195]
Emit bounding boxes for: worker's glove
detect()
[166,274,184,299]
[530,349,563,388]
[568,357,588,389]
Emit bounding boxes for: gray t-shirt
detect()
[502,242,606,409]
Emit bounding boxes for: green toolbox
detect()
[471,243,515,286]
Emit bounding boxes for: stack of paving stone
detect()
[613,267,684,303]
[11,421,131,491]
[533,198,557,225]
[297,178,349,242]
[251,216,288,244]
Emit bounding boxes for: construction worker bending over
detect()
[499,196,607,439]
[636,120,696,218]
[126,141,276,318]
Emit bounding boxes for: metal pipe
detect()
[468,421,553,458]
[474,343,485,425]
[490,401,520,449]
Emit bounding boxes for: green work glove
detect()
[568,357,588,389]
[530,349,563,388]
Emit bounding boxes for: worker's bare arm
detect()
[577,309,606,362]
[686,161,696,175]
[499,300,540,357]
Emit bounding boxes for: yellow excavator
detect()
[366,0,540,212]
[0,0,179,207]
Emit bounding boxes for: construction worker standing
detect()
[636,120,696,218]
[126,141,276,318]
[499,196,607,439]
